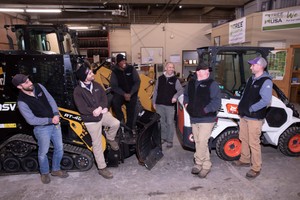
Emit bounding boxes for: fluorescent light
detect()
[0,8,24,12]
[68,26,89,30]
[26,9,62,13]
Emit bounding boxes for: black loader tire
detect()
[215,128,241,161]
[278,126,300,157]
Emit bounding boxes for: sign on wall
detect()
[141,47,163,64]
[262,9,300,31]
[268,50,287,80]
[229,17,246,44]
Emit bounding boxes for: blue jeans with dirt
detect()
[33,124,64,174]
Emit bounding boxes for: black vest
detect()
[155,75,177,106]
[18,84,54,118]
[186,78,216,118]
[113,65,135,93]
[238,76,271,119]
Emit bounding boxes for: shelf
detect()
[183,64,197,67]
[182,50,198,79]
[77,30,109,63]
[79,47,108,50]
[78,37,108,40]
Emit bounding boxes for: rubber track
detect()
[0,134,94,175]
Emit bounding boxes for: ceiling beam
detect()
[200,6,215,15]
[0,0,249,7]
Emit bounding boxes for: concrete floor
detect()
[1,134,300,200]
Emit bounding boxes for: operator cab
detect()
[9,25,78,55]
[197,46,273,98]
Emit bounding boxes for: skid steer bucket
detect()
[135,110,163,170]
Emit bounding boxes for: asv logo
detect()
[0,103,17,111]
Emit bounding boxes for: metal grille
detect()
[280,0,297,8]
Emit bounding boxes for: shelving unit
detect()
[290,70,300,102]
[182,50,198,79]
[288,46,300,103]
[77,30,109,63]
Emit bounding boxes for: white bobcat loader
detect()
[176,46,300,160]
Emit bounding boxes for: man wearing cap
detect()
[233,56,273,179]
[110,54,141,131]
[12,74,69,184]
[73,61,120,179]
[183,62,221,178]
[152,62,183,148]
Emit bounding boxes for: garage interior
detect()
[0,0,300,200]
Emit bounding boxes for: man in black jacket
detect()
[73,62,120,179]
[232,57,273,179]
[183,62,221,178]
[152,62,183,148]
[110,54,141,130]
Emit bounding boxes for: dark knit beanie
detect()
[116,54,126,63]
[76,63,90,82]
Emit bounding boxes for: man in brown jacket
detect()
[73,61,120,179]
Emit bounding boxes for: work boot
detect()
[191,165,202,174]
[98,168,113,179]
[107,139,119,151]
[246,169,260,179]
[51,170,69,178]
[232,160,251,167]
[41,174,51,184]
[198,169,210,178]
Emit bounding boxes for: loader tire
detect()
[215,129,241,161]
[278,126,300,156]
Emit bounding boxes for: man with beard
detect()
[12,74,69,184]
[73,62,120,179]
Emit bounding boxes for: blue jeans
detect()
[33,124,64,174]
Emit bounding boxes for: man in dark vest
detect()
[12,74,69,184]
[152,62,183,148]
[233,56,273,179]
[183,62,221,178]
[110,54,141,130]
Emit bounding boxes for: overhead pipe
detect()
[154,0,172,24]
[159,0,182,24]
[36,18,113,22]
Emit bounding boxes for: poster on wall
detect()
[262,9,300,31]
[141,47,163,64]
[229,17,246,44]
[267,50,287,80]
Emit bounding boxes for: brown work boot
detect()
[107,139,119,151]
[232,160,251,167]
[198,169,211,178]
[98,168,113,179]
[51,170,69,178]
[246,169,260,179]
[191,165,202,175]
[41,174,51,184]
